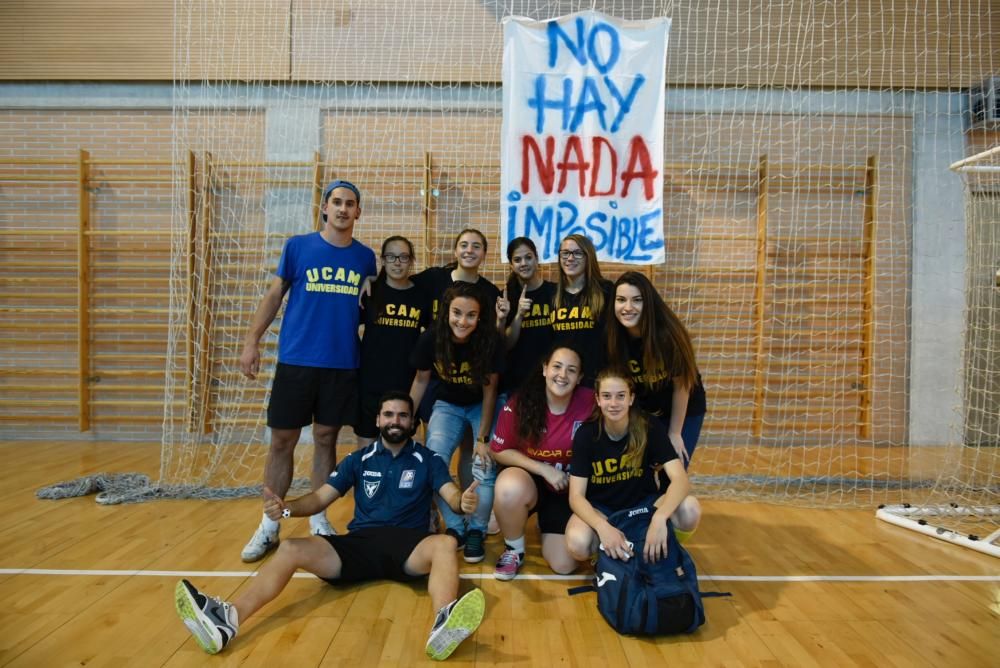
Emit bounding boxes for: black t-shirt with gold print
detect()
[570,417,677,511]
[410,329,505,406]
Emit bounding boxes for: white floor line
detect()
[0,568,997,582]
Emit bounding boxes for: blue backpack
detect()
[570,502,723,635]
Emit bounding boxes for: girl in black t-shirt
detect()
[410,228,507,527]
[411,228,507,326]
[356,236,431,446]
[409,282,503,563]
[501,236,555,394]
[565,369,701,564]
[606,271,707,467]
[550,234,612,387]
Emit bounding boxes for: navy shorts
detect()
[320,526,432,584]
[267,363,358,430]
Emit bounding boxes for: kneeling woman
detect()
[565,368,701,564]
[490,345,593,580]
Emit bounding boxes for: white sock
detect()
[505,535,526,556]
[309,513,330,529]
[227,604,240,631]
[261,513,279,533]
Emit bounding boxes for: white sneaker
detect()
[240,524,279,562]
[310,516,337,537]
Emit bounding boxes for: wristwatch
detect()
[480,435,491,444]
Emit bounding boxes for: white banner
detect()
[501,10,670,265]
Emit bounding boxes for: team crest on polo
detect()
[399,470,416,489]
[364,479,380,498]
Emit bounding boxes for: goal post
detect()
[873,143,1000,559]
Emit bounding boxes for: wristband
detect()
[281,508,291,519]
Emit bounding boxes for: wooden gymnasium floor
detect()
[0,440,996,667]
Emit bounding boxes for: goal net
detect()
[79,0,995,537]
[875,146,1000,558]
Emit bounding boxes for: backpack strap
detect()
[567,584,595,596]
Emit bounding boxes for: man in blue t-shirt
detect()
[238,180,377,562]
[175,392,486,661]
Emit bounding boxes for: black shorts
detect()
[354,389,381,438]
[529,474,573,534]
[319,526,431,584]
[267,363,358,430]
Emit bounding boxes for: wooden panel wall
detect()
[0,110,265,436]
[1,1,997,88]
[0,107,911,447]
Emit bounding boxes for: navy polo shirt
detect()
[327,439,452,532]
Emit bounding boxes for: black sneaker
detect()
[425,588,486,660]
[174,579,238,654]
[445,527,466,551]
[464,529,485,563]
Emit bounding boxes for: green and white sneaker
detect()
[425,588,486,660]
[174,579,239,654]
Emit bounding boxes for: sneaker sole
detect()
[493,568,519,581]
[463,552,485,564]
[240,536,279,563]
[425,588,485,661]
[174,580,223,654]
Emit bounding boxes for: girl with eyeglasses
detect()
[606,272,707,466]
[500,237,555,395]
[356,236,431,447]
[551,234,613,387]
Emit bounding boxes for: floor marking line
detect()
[1,568,997,582]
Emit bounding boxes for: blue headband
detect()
[323,179,361,205]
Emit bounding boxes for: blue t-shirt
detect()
[327,439,453,532]
[275,233,376,368]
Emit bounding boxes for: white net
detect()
[139,0,1000,525]
[877,144,999,557]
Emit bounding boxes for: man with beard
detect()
[174,391,486,661]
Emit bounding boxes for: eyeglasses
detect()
[559,250,585,260]
[382,253,412,264]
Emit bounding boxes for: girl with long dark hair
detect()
[410,282,504,564]
[606,271,706,466]
[489,345,592,580]
[500,236,555,395]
